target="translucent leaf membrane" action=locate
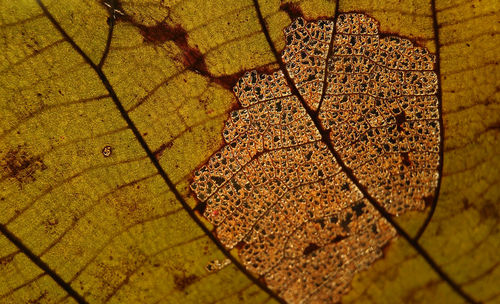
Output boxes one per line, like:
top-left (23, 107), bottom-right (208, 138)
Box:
top-left (191, 13), bottom-right (439, 303)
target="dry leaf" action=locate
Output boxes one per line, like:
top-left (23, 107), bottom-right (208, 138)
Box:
top-left (0, 0), bottom-right (498, 303)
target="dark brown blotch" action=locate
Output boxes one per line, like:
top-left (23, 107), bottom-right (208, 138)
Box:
top-left (280, 2), bottom-right (304, 20)
top-left (422, 194), bottom-right (435, 208)
top-left (303, 243), bottom-right (320, 255)
top-left (395, 111), bottom-right (407, 131)
top-left (173, 273), bottom-right (199, 291)
top-left (479, 202), bottom-right (499, 222)
top-left (131, 19), bottom-right (277, 91)
top-left (400, 152), bottom-right (411, 166)
top-left (1, 145), bottom-right (47, 187)
top-left (193, 201), bottom-right (207, 215)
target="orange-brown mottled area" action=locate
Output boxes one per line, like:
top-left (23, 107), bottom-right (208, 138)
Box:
top-left (190, 13), bottom-right (439, 304)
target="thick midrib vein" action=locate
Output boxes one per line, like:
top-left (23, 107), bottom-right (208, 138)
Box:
top-left (0, 225), bottom-right (88, 304)
top-left (315, 9), bottom-right (337, 113)
top-left (252, 0), bottom-right (476, 303)
top-left (414, 0), bottom-right (445, 241)
top-left (33, 0), bottom-right (286, 303)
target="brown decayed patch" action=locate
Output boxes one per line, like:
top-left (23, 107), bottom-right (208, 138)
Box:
top-left (280, 2), bottom-right (305, 20)
top-left (110, 5), bottom-right (277, 92)
top-left (480, 202), bottom-right (499, 222)
top-left (173, 273), bottom-right (199, 291)
top-left (190, 13), bottom-right (440, 304)
top-left (1, 145), bottom-right (47, 187)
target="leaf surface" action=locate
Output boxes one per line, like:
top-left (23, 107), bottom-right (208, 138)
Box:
top-left (0, 0), bottom-right (498, 303)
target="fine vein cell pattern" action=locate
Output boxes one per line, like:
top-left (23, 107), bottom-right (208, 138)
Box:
top-left (191, 13), bottom-right (439, 304)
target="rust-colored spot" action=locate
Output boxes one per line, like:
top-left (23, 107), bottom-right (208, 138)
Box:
top-left (138, 22), bottom-right (186, 45)
top-left (132, 19), bottom-right (276, 91)
top-left (102, 145), bottom-right (112, 157)
top-left (135, 21), bottom-right (208, 74)
top-left (173, 273), bottom-right (199, 291)
top-left (1, 145), bottom-right (47, 186)
top-left (154, 142), bottom-right (172, 159)
top-left (302, 243), bottom-right (320, 255)
top-left (27, 291), bottom-right (48, 304)
top-left (280, 2), bottom-right (304, 20)
top-left (190, 13), bottom-right (440, 303)
top-left (0, 252), bottom-right (16, 266)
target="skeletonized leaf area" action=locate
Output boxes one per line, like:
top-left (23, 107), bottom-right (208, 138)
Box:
top-left (191, 13), bottom-right (440, 303)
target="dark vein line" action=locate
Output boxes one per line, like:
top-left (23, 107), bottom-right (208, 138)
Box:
top-left (482, 292), bottom-right (500, 303)
top-left (413, 0), bottom-right (444, 241)
top-left (65, 206), bottom-right (183, 288)
top-left (438, 11), bottom-right (497, 28)
top-left (4, 154), bottom-right (147, 225)
top-left (302, 247), bottom-right (378, 302)
top-left (445, 60), bottom-right (499, 75)
top-left (462, 261), bottom-right (500, 287)
top-left (440, 31), bottom-right (499, 47)
top-left (34, 0), bottom-right (285, 302)
top-left (252, 0), bottom-right (477, 302)
top-left (316, 3), bottom-right (339, 112)
top-left (0, 250), bottom-right (20, 263)
top-left (367, 8), bottom-right (431, 17)
top-left (0, 38), bottom-right (65, 73)
top-left (0, 272), bottom-right (46, 299)
top-left (127, 69), bottom-right (187, 112)
top-left (444, 126), bottom-right (500, 153)
top-left (10, 61), bottom-right (86, 92)
top-left (0, 13), bottom-right (44, 28)
top-left (203, 139), bottom-right (322, 204)
top-left (442, 157), bottom-right (488, 177)
top-left (102, 234), bottom-right (206, 303)
top-left (208, 282), bottom-right (254, 304)
top-left (349, 253), bottom-right (419, 302)
top-left (443, 91), bottom-right (497, 115)
top-left (98, 0), bottom-right (116, 68)
top-left (322, 53), bottom-right (436, 73)
top-left (0, 94), bottom-right (110, 140)
top-left (38, 173), bottom-right (160, 257)
top-left (435, 0), bottom-right (471, 13)
top-left (0, 224), bottom-right (87, 304)
top-left (441, 222), bottom-right (499, 267)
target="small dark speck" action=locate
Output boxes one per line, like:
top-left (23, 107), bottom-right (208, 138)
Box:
top-left (303, 243), bottom-right (320, 255)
